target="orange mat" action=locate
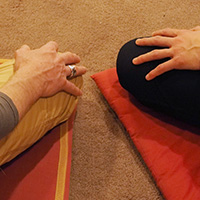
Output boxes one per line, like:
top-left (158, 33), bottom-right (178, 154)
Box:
top-left (92, 68), bottom-right (200, 200)
top-left (0, 110), bottom-right (75, 200)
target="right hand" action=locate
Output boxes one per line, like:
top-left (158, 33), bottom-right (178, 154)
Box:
top-left (132, 27), bottom-right (200, 80)
top-left (14, 41), bottom-right (87, 98)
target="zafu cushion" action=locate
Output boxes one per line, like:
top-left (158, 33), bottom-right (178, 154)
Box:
top-left (0, 59), bottom-right (82, 166)
top-left (92, 67), bottom-right (200, 200)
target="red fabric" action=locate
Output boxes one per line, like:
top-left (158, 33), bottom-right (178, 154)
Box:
top-left (92, 68), bottom-right (200, 200)
top-left (0, 111), bottom-right (75, 200)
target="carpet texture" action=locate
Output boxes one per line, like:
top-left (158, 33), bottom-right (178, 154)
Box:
top-left (1, 1), bottom-right (200, 199)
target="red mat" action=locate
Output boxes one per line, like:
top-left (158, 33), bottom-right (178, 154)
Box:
top-left (92, 68), bottom-right (200, 200)
top-left (0, 111), bottom-right (75, 200)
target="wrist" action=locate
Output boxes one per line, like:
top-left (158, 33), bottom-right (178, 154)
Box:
top-left (0, 71), bottom-right (42, 120)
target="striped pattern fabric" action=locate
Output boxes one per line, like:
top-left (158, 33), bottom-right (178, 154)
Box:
top-left (0, 110), bottom-right (75, 200)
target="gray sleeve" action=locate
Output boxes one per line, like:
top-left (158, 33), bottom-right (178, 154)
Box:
top-left (0, 92), bottom-right (19, 139)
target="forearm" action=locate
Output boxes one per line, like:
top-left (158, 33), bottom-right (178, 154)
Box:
top-left (0, 71), bottom-right (40, 120)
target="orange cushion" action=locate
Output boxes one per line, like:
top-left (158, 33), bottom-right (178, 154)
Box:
top-left (92, 68), bottom-right (200, 200)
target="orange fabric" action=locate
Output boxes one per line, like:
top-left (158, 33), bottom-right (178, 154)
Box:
top-left (0, 110), bottom-right (75, 200)
top-left (92, 68), bottom-right (200, 200)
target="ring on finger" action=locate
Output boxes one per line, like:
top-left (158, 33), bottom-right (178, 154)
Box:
top-left (67, 65), bottom-right (77, 79)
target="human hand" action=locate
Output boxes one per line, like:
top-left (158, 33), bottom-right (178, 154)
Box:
top-left (14, 41), bottom-right (86, 98)
top-left (132, 27), bottom-right (200, 80)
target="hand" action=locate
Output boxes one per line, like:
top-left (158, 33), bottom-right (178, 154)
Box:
top-left (14, 41), bottom-right (87, 97)
top-left (0, 41), bottom-right (87, 120)
top-left (132, 27), bottom-right (200, 80)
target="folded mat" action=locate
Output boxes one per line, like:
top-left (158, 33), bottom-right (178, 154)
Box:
top-left (92, 68), bottom-right (200, 200)
top-left (0, 110), bottom-right (76, 200)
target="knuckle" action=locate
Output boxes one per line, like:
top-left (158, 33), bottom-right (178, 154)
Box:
top-left (167, 49), bottom-right (173, 58)
top-left (171, 47), bottom-right (177, 55)
top-left (156, 65), bottom-right (162, 72)
top-left (48, 41), bottom-right (58, 49)
top-left (65, 51), bottom-right (72, 57)
top-left (62, 52), bottom-right (72, 60)
top-left (54, 58), bottom-right (62, 67)
top-left (61, 80), bottom-right (67, 88)
top-left (174, 56), bottom-right (183, 66)
top-left (15, 49), bottom-right (22, 57)
top-left (174, 36), bottom-right (183, 44)
top-left (21, 45), bottom-right (26, 49)
top-left (165, 27), bottom-right (171, 31)
top-left (15, 49), bottom-right (20, 55)
top-left (22, 44), bottom-right (29, 49)
top-left (153, 36), bottom-right (162, 42)
top-left (163, 28), bottom-right (171, 34)
top-left (49, 40), bottom-right (57, 45)
top-left (48, 50), bottom-right (57, 57)
top-left (56, 55), bottom-right (64, 63)
top-left (173, 46), bottom-right (183, 55)
top-left (151, 50), bottom-right (159, 57)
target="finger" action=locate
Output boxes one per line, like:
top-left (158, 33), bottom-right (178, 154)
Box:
top-left (64, 65), bottom-right (87, 78)
top-left (152, 28), bottom-right (179, 37)
top-left (145, 59), bottom-right (174, 81)
top-left (59, 52), bottom-right (81, 65)
top-left (15, 44), bottom-right (30, 56)
top-left (136, 36), bottom-right (172, 47)
top-left (73, 66), bottom-right (87, 76)
top-left (63, 80), bottom-right (83, 96)
top-left (14, 45), bottom-right (31, 71)
top-left (40, 41), bottom-right (59, 52)
top-left (20, 44), bottom-right (31, 52)
top-left (133, 49), bottom-right (172, 65)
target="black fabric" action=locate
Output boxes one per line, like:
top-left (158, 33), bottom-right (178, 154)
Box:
top-left (0, 92), bottom-right (19, 139)
top-left (117, 39), bottom-right (200, 126)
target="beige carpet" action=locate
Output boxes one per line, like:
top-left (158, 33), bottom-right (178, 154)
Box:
top-left (1, 0), bottom-right (200, 199)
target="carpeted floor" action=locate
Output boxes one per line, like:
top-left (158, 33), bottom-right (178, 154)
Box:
top-left (1, 0), bottom-right (200, 199)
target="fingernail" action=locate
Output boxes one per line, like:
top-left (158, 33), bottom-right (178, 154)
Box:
top-left (75, 54), bottom-right (81, 61)
top-left (132, 58), bottom-right (137, 64)
top-left (135, 39), bottom-right (140, 44)
top-left (79, 90), bottom-right (83, 96)
top-left (145, 74), bottom-right (150, 81)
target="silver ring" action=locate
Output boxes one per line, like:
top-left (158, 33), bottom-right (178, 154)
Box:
top-left (67, 65), bottom-right (77, 79)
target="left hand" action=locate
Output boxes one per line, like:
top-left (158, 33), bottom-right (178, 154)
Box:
top-left (132, 27), bottom-right (200, 80)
